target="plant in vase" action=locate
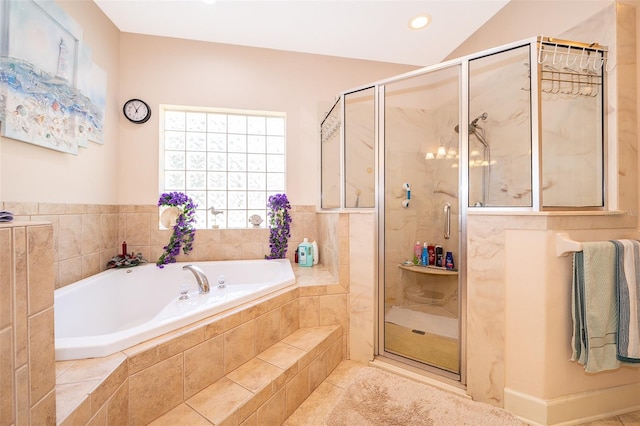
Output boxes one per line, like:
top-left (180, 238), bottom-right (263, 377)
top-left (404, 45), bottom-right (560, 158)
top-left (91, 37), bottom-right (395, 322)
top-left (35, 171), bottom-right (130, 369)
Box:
top-left (265, 193), bottom-right (292, 259)
top-left (157, 192), bottom-right (197, 268)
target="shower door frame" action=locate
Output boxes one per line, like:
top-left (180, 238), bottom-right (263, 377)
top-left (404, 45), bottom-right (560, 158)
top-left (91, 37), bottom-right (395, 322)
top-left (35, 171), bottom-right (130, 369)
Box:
top-left (374, 59), bottom-right (468, 384)
top-left (325, 35), bottom-right (608, 385)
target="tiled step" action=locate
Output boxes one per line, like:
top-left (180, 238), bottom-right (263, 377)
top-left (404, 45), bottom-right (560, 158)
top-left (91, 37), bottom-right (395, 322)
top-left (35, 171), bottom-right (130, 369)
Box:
top-left (149, 325), bottom-right (343, 426)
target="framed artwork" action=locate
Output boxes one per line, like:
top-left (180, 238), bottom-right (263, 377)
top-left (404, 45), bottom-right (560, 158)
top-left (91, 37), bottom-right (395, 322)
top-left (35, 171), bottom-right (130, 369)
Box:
top-left (0, 0), bottom-right (106, 154)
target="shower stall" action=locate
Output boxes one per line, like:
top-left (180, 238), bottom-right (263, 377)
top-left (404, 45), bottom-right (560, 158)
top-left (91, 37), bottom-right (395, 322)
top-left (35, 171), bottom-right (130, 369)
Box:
top-left (320, 36), bottom-right (607, 383)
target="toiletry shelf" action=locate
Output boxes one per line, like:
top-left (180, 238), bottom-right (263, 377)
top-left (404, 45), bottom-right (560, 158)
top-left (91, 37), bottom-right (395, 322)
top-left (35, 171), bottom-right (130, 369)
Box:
top-left (398, 264), bottom-right (458, 276)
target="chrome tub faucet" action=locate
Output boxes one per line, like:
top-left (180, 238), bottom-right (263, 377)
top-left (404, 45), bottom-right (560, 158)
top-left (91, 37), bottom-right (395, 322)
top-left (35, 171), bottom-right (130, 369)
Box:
top-left (182, 264), bottom-right (210, 294)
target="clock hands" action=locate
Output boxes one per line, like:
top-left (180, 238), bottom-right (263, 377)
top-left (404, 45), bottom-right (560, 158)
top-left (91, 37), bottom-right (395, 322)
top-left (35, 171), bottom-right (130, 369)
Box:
top-left (123, 99), bottom-right (150, 123)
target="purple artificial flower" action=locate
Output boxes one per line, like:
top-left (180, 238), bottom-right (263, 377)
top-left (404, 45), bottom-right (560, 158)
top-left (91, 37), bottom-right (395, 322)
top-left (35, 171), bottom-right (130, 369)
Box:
top-left (156, 192), bottom-right (197, 267)
top-left (265, 193), bottom-right (292, 259)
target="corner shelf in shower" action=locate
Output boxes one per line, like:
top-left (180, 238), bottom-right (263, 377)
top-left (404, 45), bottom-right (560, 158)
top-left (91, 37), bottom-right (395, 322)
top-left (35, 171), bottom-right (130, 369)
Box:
top-left (398, 264), bottom-right (458, 276)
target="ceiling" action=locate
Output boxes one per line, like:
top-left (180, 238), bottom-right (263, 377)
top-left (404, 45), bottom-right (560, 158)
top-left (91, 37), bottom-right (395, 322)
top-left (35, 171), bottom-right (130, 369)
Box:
top-left (93, 0), bottom-right (512, 67)
top-left (93, 0), bottom-right (615, 68)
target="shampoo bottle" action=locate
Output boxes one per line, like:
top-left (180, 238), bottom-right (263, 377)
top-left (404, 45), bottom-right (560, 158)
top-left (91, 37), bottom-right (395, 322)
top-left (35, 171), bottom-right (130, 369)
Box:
top-left (421, 243), bottom-right (428, 266)
top-left (298, 238), bottom-right (314, 267)
top-left (413, 241), bottom-right (421, 265)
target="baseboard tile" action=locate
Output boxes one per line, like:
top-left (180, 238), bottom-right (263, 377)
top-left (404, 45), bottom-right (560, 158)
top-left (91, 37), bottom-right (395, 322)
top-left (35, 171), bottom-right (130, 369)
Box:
top-left (504, 383), bottom-right (640, 426)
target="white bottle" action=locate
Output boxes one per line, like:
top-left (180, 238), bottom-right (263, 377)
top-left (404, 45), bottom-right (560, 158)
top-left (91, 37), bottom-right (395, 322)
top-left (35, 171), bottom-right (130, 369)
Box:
top-left (312, 240), bottom-right (319, 264)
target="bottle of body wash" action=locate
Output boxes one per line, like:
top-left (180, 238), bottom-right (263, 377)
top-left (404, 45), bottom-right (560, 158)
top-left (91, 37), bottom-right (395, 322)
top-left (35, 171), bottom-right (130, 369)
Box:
top-left (421, 242), bottom-right (428, 266)
top-left (413, 241), bottom-right (421, 265)
top-left (298, 238), bottom-right (314, 267)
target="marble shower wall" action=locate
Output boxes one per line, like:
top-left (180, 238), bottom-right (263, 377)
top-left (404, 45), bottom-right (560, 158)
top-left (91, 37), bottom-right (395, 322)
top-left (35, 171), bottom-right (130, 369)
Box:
top-left (468, 44), bottom-right (532, 207)
top-left (344, 89), bottom-right (376, 209)
top-left (382, 67), bottom-right (460, 310)
top-left (465, 3), bottom-right (638, 407)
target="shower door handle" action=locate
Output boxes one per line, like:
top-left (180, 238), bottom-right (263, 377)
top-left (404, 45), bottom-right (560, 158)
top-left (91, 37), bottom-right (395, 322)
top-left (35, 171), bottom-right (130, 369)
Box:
top-left (444, 203), bottom-right (451, 240)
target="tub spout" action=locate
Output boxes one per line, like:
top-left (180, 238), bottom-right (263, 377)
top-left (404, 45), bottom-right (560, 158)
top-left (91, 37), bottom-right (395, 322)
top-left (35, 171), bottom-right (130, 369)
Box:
top-left (182, 264), bottom-right (210, 294)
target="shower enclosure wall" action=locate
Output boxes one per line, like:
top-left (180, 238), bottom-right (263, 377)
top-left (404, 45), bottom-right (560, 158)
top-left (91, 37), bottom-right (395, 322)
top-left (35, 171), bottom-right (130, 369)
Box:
top-left (320, 36), bottom-right (607, 383)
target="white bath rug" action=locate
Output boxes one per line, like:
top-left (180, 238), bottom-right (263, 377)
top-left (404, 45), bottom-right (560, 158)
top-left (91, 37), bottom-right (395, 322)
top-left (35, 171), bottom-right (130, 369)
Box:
top-left (385, 305), bottom-right (458, 339)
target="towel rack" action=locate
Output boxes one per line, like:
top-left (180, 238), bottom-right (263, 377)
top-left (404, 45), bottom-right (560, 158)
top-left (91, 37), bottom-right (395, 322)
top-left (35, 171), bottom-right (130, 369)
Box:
top-left (556, 233), bottom-right (583, 257)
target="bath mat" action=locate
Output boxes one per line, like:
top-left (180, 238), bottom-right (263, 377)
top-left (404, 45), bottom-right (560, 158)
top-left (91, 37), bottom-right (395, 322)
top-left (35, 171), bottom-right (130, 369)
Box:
top-left (325, 367), bottom-right (527, 426)
top-left (385, 305), bottom-right (458, 339)
top-left (384, 323), bottom-right (459, 372)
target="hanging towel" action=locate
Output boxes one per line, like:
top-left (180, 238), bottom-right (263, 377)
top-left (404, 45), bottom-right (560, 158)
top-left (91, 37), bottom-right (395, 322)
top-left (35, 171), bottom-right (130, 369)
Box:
top-left (571, 241), bottom-right (620, 373)
top-left (611, 239), bottom-right (640, 363)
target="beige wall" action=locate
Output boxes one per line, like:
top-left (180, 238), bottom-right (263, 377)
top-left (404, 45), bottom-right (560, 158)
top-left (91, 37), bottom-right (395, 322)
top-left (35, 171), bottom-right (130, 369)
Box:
top-left (465, 3), bottom-right (640, 422)
top-left (115, 34), bottom-right (414, 207)
top-left (446, 0), bottom-right (614, 61)
top-left (0, 1), bottom-right (121, 204)
top-left (0, 1), bottom-right (415, 207)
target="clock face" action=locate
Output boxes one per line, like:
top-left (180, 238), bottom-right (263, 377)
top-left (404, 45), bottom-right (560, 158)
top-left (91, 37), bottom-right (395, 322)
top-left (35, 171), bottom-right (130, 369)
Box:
top-left (123, 99), bottom-right (151, 123)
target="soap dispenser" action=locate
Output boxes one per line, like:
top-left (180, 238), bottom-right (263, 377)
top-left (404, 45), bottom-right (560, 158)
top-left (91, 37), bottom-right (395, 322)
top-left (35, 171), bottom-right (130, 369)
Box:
top-left (298, 238), bottom-right (314, 267)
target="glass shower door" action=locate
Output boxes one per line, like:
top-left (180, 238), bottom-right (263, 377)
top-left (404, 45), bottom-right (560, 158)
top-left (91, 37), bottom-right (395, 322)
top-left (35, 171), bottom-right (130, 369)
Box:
top-left (381, 65), bottom-right (462, 377)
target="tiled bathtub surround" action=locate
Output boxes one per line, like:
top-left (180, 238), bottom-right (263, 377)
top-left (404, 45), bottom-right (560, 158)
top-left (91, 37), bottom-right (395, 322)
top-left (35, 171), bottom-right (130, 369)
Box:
top-left (0, 222), bottom-right (57, 425)
top-left (54, 280), bottom-right (345, 425)
top-left (0, 202), bottom-right (323, 289)
top-left (0, 202), bottom-right (350, 425)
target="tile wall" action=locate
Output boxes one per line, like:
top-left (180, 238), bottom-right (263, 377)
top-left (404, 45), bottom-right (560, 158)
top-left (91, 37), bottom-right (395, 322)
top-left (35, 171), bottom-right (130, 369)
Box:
top-left (0, 222), bottom-right (57, 425)
top-left (0, 202), bottom-right (321, 289)
top-left (0, 209), bottom-right (350, 425)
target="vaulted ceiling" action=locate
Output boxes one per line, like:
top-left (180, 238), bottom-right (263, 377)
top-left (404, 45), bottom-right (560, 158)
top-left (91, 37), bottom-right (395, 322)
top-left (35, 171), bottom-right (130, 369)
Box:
top-left (94, 0), bottom-right (614, 67)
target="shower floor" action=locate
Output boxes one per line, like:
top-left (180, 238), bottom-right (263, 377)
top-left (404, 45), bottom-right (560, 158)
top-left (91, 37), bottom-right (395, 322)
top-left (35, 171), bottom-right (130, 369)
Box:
top-left (385, 305), bottom-right (458, 339)
top-left (384, 304), bottom-right (459, 373)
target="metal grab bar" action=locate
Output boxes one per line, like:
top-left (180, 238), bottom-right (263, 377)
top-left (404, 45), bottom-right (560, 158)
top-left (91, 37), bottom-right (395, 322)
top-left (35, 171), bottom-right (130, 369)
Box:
top-left (444, 203), bottom-right (451, 239)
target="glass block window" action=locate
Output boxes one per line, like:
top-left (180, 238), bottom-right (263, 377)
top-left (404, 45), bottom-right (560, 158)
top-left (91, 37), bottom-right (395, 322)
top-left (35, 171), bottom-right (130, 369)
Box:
top-left (161, 106), bottom-right (286, 229)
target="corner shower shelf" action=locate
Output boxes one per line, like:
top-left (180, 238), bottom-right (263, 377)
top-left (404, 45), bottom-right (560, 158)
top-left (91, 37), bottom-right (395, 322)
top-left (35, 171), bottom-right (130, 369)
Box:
top-left (398, 264), bottom-right (458, 276)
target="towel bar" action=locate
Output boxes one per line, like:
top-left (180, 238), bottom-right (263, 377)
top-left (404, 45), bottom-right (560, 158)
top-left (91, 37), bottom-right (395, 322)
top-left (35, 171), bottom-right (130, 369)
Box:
top-left (556, 233), bottom-right (583, 257)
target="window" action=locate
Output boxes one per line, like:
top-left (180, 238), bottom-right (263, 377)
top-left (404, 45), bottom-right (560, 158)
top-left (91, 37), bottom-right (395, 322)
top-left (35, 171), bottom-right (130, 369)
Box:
top-left (160, 106), bottom-right (286, 229)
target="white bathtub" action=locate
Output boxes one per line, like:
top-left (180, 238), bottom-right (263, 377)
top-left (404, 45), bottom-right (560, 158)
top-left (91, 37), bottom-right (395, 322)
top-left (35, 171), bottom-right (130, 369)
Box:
top-left (54, 259), bottom-right (296, 361)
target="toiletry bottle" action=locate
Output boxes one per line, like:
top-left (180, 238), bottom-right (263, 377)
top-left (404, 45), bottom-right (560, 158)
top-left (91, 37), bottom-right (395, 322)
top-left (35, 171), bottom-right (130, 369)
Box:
top-left (413, 241), bottom-right (421, 265)
top-left (312, 240), bottom-right (319, 265)
top-left (298, 238), bottom-right (314, 267)
top-left (427, 245), bottom-right (435, 265)
top-left (435, 245), bottom-right (444, 267)
top-left (421, 242), bottom-right (428, 266)
top-left (445, 251), bottom-right (455, 270)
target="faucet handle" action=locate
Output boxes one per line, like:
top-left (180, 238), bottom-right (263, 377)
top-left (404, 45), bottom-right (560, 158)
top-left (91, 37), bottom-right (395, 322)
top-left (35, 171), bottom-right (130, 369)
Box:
top-left (179, 283), bottom-right (189, 300)
top-left (218, 275), bottom-right (226, 288)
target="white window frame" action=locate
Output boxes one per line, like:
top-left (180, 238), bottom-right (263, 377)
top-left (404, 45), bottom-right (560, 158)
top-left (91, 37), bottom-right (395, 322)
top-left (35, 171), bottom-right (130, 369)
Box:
top-left (159, 105), bottom-right (286, 229)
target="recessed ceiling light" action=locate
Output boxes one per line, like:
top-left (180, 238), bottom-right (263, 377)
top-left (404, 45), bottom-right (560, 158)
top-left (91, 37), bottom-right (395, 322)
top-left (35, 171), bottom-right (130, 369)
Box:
top-left (409, 14), bottom-right (431, 30)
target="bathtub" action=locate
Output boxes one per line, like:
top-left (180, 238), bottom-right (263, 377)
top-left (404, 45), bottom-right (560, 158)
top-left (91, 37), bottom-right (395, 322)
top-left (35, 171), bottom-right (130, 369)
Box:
top-left (54, 259), bottom-right (296, 361)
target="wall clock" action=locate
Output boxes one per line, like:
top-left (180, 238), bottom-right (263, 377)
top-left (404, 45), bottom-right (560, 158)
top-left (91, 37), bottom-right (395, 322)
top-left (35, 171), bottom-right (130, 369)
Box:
top-left (123, 99), bottom-right (151, 124)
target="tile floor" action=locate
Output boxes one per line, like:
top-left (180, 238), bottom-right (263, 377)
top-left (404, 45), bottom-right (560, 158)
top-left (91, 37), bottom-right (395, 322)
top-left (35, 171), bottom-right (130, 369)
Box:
top-left (284, 360), bottom-right (640, 426)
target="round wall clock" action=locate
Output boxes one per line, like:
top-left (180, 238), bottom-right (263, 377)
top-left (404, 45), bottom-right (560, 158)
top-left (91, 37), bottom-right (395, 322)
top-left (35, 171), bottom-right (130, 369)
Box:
top-left (123, 99), bottom-right (151, 124)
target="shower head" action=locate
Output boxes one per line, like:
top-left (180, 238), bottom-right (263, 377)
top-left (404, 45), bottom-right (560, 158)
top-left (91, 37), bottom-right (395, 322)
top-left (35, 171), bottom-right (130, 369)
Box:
top-left (454, 112), bottom-right (489, 148)
top-left (454, 112), bottom-right (488, 134)
top-left (470, 112), bottom-right (488, 126)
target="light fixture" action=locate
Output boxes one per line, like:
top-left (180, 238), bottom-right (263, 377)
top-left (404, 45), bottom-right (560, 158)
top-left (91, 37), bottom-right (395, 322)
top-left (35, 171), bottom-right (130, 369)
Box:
top-left (436, 144), bottom-right (446, 159)
top-left (425, 152), bottom-right (435, 160)
top-left (409, 14), bottom-right (431, 30)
